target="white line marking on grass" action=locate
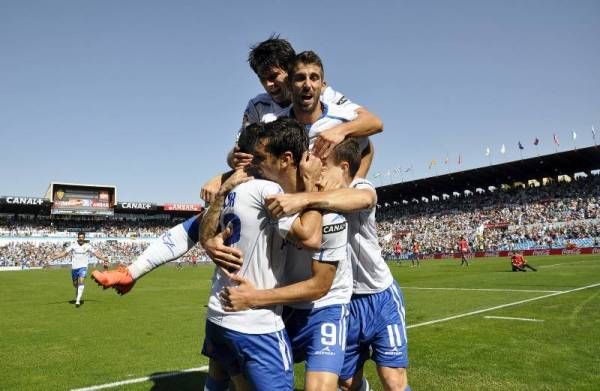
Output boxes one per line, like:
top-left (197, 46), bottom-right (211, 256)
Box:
top-left (407, 282), bottom-right (600, 329)
top-left (540, 259), bottom-right (600, 268)
top-left (71, 365), bottom-right (209, 391)
top-left (402, 287), bottom-right (563, 293)
top-left (484, 316), bottom-right (544, 322)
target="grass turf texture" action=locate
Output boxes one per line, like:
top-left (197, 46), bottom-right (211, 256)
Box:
top-left (1, 255), bottom-right (599, 390)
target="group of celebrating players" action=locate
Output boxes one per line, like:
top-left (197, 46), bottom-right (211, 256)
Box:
top-left (90, 36), bottom-right (410, 391)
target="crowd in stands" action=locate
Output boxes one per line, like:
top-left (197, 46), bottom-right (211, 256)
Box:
top-left (0, 240), bottom-right (208, 268)
top-left (1, 175), bottom-right (599, 265)
top-left (377, 174), bottom-right (600, 255)
top-left (0, 216), bottom-right (184, 238)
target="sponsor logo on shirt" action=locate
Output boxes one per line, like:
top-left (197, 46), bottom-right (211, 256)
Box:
top-left (315, 346), bottom-right (336, 356)
top-left (323, 222), bottom-right (347, 234)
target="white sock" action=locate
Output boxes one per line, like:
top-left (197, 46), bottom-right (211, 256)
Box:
top-left (76, 285), bottom-right (84, 304)
top-left (128, 222), bottom-right (197, 280)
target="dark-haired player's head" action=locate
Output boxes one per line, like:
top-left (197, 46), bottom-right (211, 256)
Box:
top-left (248, 35), bottom-right (296, 105)
top-left (77, 232), bottom-right (85, 245)
top-left (287, 51), bottom-right (325, 114)
top-left (319, 139), bottom-right (361, 188)
top-left (248, 118), bottom-right (308, 182)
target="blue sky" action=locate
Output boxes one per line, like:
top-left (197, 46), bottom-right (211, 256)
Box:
top-left (1, 1), bottom-right (598, 203)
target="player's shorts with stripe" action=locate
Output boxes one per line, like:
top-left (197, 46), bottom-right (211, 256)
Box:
top-left (201, 320), bottom-right (293, 390)
top-left (71, 267), bottom-right (87, 280)
top-left (340, 280), bottom-right (408, 380)
top-left (283, 304), bottom-right (349, 375)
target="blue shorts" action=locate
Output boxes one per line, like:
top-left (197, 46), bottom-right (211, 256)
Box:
top-left (340, 281), bottom-right (408, 380)
top-left (283, 304), bottom-right (349, 375)
top-left (71, 267), bottom-right (87, 281)
top-left (202, 320), bottom-right (293, 390)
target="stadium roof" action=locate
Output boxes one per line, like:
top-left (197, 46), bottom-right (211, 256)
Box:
top-left (376, 145), bottom-right (600, 204)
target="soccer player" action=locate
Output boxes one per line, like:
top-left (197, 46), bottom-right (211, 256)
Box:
top-left (459, 237), bottom-right (470, 267)
top-left (511, 252), bottom-right (537, 272)
top-left (249, 139), bottom-right (410, 391)
top-left (49, 232), bottom-right (108, 308)
top-left (221, 145), bottom-right (352, 391)
top-left (394, 241), bottom-right (403, 265)
top-left (200, 119), bottom-right (325, 391)
top-left (200, 36), bottom-right (383, 203)
top-left (411, 240), bottom-right (420, 267)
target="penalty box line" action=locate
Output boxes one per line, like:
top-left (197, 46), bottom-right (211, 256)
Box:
top-left (73, 282), bottom-right (600, 391)
top-left (407, 282), bottom-right (600, 329)
top-left (402, 287), bottom-right (563, 293)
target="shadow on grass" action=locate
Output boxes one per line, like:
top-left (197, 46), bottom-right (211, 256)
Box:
top-left (149, 370), bottom-right (208, 390)
top-left (148, 371), bottom-right (303, 391)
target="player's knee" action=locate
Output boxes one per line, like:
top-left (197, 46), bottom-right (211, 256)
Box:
top-left (378, 367), bottom-right (407, 391)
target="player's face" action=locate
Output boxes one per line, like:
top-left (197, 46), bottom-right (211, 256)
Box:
top-left (77, 234), bottom-right (85, 244)
top-left (318, 155), bottom-right (346, 190)
top-left (290, 62), bottom-right (324, 113)
top-left (258, 66), bottom-right (289, 106)
top-left (250, 139), bottom-right (280, 183)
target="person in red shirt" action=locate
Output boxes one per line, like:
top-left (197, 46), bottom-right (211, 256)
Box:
top-left (511, 252), bottom-right (537, 272)
top-left (411, 240), bottom-right (420, 267)
top-left (394, 241), bottom-right (403, 264)
top-left (458, 237), bottom-right (470, 267)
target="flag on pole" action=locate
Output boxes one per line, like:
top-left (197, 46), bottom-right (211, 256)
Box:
top-left (533, 137), bottom-right (539, 146)
top-left (444, 156), bottom-right (449, 165)
top-left (593, 126), bottom-right (597, 140)
top-left (572, 131), bottom-right (577, 140)
top-left (404, 166), bottom-right (412, 172)
top-left (373, 172), bottom-right (381, 178)
top-left (553, 133), bottom-right (560, 146)
top-left (485, 147), bottom-right (490, 156)
top-left (500, 144), bottom-right (506, 154)
top-left (458, 154), bottom-right (462, 164)
top-left (428, 159), bottom-right (436, 169)
top-left (518, 141), bottom-right (524, 150)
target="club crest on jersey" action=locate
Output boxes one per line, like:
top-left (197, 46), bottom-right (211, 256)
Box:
top-left (323, 222), bottom-right (347, 234)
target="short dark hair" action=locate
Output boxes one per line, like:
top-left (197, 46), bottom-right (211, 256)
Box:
top-left (248, 34), bottom-right (296, 76)
top-left (331, 139), bottom-right (361, 178)
top-left (77, 231), bottom-right (85, 237)
top-left (237, 123), bottom-right (262, 155)
top-left (257, 117), bottom-right (308, 166)
top-left (288, 50), bottom-right (325, 79)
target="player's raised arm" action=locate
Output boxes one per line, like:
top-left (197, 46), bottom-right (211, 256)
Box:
top-left (312, 107), bottom-right (383, 159)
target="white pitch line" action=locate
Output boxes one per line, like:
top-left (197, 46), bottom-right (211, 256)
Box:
top-left (407, 282), bottom-right (600, 329)
top-left (402, 287), bottom-right (563, 293)
top-left (71, 365), bottom-right (209, 391)
top-left (484, 316), bottom-right (544, 322)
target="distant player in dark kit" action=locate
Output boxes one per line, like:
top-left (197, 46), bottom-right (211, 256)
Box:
top-left (411, 240), bottom-right (420, 267)
top-left (459, 237), bottom-right (470, 267)
top-left (510, 252), bottom-right (537, 272)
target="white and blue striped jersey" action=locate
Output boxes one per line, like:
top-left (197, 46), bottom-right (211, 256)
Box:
top-left (207, 179), bottom-right (298, 334)
top-left (65, 242), bottom-right (93, 269)
top-left (239, 86), bottom-right (359, 137)
top-left (346, 178), bottom-right (394, 294)
top-left (283, 213), bottom-right (352, 309)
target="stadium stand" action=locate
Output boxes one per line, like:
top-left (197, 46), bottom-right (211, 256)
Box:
top-left (376, 146), bottom-right (600, 258)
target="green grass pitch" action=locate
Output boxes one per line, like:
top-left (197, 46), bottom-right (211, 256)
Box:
top-left (1, 255), bottom-right (599, 390)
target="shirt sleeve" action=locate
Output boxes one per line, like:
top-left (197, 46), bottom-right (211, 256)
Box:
top-left (312, 214), bottom-right (347, 263)
top-left (260, 181), bottom-right (300, 239)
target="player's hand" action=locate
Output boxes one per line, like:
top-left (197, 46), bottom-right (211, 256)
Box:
top-left (312, 126), bottom-right (346, 159)
top-left (232, 145), bottom-right (254, 169)
top-left (265, 193), bottom-right (307, 219)
top-left (299, 151), bottom-right (322, 192)
top-left (219, 274), bottom-right (257, 311)
top-left (203, 226), bottom-right (244, 273)
top-left (219, 169), bottom-right (253, 195)
top-left (200, 174), bottom-right (223, 204)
